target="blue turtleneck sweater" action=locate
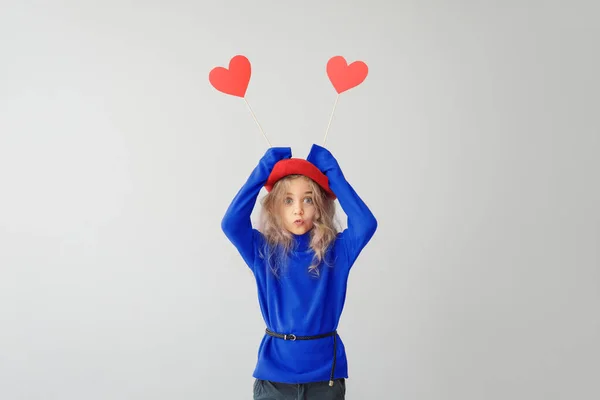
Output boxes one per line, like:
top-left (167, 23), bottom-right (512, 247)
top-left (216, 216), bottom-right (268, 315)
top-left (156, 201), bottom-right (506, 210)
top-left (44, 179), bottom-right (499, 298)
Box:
top-left (221, 144), bottom-right (377, 384)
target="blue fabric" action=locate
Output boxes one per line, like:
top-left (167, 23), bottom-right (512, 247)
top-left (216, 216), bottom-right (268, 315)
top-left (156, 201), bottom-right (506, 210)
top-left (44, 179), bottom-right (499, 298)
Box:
top-left (221, 144), bottom-right (377, 384)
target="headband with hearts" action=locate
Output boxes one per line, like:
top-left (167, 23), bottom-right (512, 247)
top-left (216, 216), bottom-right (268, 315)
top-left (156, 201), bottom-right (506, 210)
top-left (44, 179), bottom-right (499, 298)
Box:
top-left (209, 55), bottom-right (368, 196)
top-left (208, 55), bottom-right (368, 147)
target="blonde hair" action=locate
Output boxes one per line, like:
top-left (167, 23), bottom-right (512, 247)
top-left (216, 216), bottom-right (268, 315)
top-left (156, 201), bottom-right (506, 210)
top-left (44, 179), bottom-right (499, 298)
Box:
top-left (259, 175), bottom-right (338, 277)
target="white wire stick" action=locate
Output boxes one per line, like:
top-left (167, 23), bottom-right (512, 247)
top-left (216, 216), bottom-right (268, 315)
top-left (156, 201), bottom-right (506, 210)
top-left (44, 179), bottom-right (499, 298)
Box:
top-left (244, 97), bottom-right (272, 147)
top-left (323, 94), bottom-right (339, 147)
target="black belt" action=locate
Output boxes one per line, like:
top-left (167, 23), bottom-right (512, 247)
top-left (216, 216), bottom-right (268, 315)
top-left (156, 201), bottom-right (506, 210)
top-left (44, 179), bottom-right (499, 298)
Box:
top-left (265, 328), bottom-right (338, 386)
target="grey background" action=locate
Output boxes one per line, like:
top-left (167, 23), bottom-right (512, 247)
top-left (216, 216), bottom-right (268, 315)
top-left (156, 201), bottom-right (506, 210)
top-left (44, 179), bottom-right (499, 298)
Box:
top-left (1, 1), bottom-right (599, 399)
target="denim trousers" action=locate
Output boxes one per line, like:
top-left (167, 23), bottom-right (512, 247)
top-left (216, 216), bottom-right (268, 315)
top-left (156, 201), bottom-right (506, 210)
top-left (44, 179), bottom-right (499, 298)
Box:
top-left (253, 378), bottom-right (346, 400)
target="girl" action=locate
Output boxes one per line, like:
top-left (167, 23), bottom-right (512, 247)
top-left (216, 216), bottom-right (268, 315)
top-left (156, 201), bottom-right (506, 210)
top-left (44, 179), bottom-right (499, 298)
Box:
top-left (221, 143), bottom-right (377, 400)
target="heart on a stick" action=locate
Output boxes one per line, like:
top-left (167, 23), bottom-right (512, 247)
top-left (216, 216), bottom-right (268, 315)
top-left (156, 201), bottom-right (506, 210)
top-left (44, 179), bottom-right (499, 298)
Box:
top-left (326, 56), bottom-right (368, 94)
top-left (209, 55), bottom-right (251, 97)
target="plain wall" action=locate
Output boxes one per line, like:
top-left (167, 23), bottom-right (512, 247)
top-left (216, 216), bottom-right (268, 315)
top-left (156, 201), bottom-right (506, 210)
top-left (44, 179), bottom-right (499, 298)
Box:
top-left (1, 1), bottom-right (598, 399)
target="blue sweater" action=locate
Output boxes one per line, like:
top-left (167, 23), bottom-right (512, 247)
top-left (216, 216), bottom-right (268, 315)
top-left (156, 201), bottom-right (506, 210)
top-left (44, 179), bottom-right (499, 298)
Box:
top-left (221, 144), bottom-right (377, 384)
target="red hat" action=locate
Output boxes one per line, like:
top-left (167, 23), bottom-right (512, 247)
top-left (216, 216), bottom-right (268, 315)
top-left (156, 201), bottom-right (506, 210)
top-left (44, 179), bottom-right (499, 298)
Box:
top-left (265, 158), bottom-right (336, 200)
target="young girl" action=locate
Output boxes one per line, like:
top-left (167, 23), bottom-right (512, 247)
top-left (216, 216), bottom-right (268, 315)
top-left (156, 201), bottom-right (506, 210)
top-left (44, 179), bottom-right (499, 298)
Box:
top-left (221, 143), bottom-right (377, 400)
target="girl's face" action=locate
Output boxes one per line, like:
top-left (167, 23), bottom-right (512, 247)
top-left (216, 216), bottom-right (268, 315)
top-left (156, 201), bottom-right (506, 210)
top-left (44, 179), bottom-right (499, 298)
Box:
top-left (279, 177), bottom-right (319, 235)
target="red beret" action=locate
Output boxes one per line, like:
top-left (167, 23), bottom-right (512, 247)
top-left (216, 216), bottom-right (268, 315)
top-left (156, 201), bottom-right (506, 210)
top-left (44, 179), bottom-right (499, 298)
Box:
top-left (265, 158), bottom-right (336, 200)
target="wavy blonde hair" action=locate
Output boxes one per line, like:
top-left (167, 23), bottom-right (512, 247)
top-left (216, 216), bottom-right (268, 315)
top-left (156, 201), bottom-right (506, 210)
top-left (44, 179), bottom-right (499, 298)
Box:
top-left (259, 174), bottom-right (338, 277)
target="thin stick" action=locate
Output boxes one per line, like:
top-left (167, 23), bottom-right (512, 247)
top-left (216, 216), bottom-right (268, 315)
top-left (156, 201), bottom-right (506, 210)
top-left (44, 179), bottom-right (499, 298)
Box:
top-left (244, 97), bottom-right (272, 147)
top-left (323, 94), bottom-right (339, 147)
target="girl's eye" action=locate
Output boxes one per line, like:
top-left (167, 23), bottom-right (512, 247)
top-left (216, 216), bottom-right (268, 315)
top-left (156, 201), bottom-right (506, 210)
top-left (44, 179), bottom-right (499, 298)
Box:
top-left (304, 197), bottom-right (313, 204)
top-left (284, 198), bottom-right (293, 205)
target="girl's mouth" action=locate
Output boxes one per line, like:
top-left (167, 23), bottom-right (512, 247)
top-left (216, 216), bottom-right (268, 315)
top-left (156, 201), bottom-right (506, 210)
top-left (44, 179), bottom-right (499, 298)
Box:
top-left (294, 219), bottom-right (304, 225)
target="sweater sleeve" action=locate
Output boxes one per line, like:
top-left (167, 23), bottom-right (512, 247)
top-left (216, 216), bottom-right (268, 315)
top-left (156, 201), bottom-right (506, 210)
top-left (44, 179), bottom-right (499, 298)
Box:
top-left (306, 144), bottom-right (378, 267)
top-left (221, 147), bottom-right (292, 270)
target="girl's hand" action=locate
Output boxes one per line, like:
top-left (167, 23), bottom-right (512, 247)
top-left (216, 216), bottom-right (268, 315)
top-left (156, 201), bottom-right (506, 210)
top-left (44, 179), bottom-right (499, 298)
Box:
top-left (306, 144), bottom-right (339, 174)
top-left (261, 146), bottom-right (292, 167)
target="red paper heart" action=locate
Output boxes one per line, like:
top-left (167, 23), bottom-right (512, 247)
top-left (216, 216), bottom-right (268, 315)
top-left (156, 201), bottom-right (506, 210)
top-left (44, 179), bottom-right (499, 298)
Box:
top-left (209, 55), bottom-right (251, 97)
top-left (326, 56), bottom-right (368, 94)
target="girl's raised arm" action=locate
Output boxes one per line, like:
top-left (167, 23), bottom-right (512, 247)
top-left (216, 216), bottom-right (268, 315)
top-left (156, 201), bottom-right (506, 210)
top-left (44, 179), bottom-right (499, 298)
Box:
top-left (221, 147), bottom-right (292, 269)
top-left (306, 144), bottom-right (378, 267)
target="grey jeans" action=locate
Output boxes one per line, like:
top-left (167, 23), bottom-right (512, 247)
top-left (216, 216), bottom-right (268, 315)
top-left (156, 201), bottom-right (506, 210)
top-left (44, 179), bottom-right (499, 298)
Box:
top-left (253, 378), bottom-right (346, 400)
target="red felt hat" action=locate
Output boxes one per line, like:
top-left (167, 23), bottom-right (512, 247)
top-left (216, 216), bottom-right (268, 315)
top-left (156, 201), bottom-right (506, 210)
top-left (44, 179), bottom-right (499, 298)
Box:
top-left (265, 158), bottom-right (336, 200)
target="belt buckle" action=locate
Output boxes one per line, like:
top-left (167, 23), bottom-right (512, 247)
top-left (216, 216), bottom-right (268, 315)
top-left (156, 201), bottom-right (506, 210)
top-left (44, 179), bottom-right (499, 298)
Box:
top-left (284, 334), bottom-right (296, 341)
